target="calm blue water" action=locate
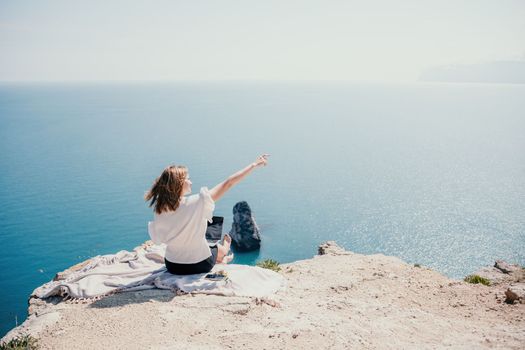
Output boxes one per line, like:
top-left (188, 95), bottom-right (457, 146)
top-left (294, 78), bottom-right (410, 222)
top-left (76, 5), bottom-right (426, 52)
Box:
top-left (1, 82), bottom-right (524, 336)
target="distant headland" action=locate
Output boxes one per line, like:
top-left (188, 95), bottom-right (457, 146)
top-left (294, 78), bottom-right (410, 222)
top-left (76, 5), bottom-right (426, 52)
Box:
top-left (419, 60), bottom-right (525, 84)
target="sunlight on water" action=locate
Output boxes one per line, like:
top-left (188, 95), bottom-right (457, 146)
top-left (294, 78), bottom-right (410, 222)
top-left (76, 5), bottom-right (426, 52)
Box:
top-left (1, 82), bottom-right (524, 336)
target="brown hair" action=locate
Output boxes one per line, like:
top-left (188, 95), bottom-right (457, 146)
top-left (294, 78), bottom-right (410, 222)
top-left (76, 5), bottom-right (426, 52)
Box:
top-left (144, 165), bottom-right (188, 214)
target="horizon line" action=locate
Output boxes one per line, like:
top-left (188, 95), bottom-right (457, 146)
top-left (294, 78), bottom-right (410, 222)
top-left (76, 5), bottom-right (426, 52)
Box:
top-left (0, 79), bottom-right (523, 86)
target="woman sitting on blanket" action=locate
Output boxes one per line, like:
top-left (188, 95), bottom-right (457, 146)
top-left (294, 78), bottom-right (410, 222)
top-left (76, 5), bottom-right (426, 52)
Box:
top-left (145, 154), bottom-right (269, 275)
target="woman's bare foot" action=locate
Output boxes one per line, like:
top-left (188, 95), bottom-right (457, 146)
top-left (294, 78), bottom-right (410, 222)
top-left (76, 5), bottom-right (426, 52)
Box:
top-left (221, 253), bottom-right (234, 264)
top-left (215, 234), bottom-right (233, 264)
top-left (222, 233), bottom-right (232, 251)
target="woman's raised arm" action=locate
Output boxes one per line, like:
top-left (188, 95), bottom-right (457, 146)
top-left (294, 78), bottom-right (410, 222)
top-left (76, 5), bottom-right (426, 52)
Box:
top-left (209, 154), bottom-right (269, 202)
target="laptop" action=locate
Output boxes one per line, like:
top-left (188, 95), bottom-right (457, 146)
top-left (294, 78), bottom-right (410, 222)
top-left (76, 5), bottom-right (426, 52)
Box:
top-left (206, 216), bottom-right (224, 246)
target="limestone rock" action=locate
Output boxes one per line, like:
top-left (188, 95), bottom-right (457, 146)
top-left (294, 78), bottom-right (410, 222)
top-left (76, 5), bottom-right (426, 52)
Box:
top-left (494, 260), bottom-right (521, 274)
top-left (470, 260), bottom-right (525, 305)
top-left (473, 267), bottom-right (513, 285)
top-left (472, 260), bottom-right (525, 286)
top-left (318, 241), bottom-right (346, 256)
top-left (229, 201), bottom-right (261, 252)
top-left (505, 283), bottom-right (525, 304)
top-left (4, 240), bottom-right (525, 349)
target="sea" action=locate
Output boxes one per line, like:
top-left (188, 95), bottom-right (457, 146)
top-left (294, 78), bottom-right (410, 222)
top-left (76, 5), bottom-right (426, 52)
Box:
top-left (1, 81), bottom-right (524, 337)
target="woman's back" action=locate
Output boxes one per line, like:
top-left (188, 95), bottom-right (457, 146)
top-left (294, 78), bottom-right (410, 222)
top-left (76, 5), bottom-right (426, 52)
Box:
top-left (148, 187), bottom-right (215, 264)
top-left (145, 155), bottom-right (268, 274)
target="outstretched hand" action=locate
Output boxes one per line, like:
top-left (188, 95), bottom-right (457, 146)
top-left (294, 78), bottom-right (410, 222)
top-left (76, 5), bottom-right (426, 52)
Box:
top-left (210, 154), bottom-right (270, 202)
top-left (254, 154), bottom-right (270, 168)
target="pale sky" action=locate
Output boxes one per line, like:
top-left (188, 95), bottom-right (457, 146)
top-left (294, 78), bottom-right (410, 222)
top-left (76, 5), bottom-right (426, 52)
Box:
top-left (0, 0), bottom-right (524, 82)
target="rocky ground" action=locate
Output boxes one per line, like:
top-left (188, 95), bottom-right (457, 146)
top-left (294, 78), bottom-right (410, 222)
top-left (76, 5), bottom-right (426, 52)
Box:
top-left (2, 242), bottom-right (524, 349)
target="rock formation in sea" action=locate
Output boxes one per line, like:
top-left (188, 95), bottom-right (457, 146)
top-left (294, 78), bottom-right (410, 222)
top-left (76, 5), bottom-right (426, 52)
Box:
top-left (229, 201), bottom-right (261, 252)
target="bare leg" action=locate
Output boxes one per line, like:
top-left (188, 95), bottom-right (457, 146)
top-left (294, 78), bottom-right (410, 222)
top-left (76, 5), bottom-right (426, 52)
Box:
top-left (216, 234), bottom-right (233, 264)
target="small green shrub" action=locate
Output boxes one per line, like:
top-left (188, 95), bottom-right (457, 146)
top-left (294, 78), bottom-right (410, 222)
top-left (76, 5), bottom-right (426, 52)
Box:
top-left (464, 275), bottom-right (491, 286)
top-left (256, 259), bottom-right (281, 272)
top-left (413, 263), bottom-right (421, 268)
top-left (0, 335), bottom-right (38, 350)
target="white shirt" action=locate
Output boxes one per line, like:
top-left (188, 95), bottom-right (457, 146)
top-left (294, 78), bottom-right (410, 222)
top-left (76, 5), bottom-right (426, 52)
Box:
top-left (147, 187), bottom-right (215, 264)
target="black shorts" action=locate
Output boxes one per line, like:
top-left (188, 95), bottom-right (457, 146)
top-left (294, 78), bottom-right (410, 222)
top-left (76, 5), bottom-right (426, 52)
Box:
top-left (164, 245), bottom-right (218, 275)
